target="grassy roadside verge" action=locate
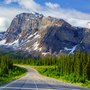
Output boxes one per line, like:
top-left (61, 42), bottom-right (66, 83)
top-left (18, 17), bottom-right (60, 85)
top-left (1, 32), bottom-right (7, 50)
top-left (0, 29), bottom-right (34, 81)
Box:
top-left (17, 64), bottom-right (90, 88)
top-left (31, 66), bottom-right (90, 88)
top-left (0, 66), bottom-right (27, 86)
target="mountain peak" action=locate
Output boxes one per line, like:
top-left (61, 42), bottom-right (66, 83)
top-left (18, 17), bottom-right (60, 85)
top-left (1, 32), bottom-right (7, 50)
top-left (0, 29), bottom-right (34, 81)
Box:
top-left (31, 11), bottom-right (40, 16)
top-left (0, 12), bottom-right (90, 57)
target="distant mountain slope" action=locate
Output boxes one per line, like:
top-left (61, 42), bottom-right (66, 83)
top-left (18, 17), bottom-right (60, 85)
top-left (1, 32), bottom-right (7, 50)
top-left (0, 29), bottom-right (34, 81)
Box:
top-left (0, 12), bottom-right (90, 57)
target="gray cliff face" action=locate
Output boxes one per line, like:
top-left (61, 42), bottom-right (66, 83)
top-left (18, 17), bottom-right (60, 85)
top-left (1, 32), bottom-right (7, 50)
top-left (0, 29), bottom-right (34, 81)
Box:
top-left (0, 12), bottom-right (90, 57)
top-left (0, 32), bottom-right (5, 40)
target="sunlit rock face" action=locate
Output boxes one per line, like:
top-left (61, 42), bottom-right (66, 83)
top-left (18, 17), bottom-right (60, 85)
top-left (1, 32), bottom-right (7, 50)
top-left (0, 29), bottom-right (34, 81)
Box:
top-left (0, 12), bottom-right (90, 57)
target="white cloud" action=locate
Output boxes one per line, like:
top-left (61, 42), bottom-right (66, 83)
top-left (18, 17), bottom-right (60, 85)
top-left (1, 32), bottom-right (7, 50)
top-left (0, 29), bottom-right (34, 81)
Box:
top-left (4, 0), bottom-right (43, 12)
top-left (40, 6), bottom-right (90, 29)
top-left (1, 0), bottom-right (90, 32)
top-left (4, 0), bottom-right (19, 4)
top-left (0, 7), bottom-right (28, 31)
top-left (0, 17), bottom-right (10, 31)
top-left (4, 0), bottom-right (12, 4)
top-left (66, 18), bottom-right (90, 28)
top-left (45, 2), bottom-right (60, 9)
top-left (18, 0), bottom-right (43, 11)
top-left (44, 2), bottom-right (90, 29)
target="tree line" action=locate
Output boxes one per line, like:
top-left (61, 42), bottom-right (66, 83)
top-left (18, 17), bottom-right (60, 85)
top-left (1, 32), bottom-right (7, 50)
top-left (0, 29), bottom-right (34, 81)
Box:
top-left (13, 50), bottom-right (90, 83)
top-left (0, 52), bottom-right (13, 76)
top-left (0, 50), bottom-right (90, 83)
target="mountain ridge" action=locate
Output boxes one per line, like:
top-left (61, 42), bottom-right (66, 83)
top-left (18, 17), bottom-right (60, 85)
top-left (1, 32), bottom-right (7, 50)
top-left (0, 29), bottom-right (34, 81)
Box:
top-left (0, 12), bottom-right (90, 57)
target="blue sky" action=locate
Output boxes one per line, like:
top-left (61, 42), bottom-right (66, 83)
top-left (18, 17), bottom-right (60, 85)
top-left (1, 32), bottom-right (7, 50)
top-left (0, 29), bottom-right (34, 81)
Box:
top-left (1, 0), bottom-right (90, 13)
top-left (35, 0), bottom-right (90, 13)
top-left (0, 0), bottom-right (90, 31)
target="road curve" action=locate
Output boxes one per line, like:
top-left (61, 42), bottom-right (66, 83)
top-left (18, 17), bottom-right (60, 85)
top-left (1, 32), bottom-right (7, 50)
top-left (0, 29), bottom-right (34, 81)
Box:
top-left (0, 65), bottom-right (90, 90)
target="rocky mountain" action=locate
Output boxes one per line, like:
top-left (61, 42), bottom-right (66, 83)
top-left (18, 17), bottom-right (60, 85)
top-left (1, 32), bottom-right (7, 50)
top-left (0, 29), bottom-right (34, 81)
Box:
top-left (0, 32), bottom-right (5, 40)
top-left (0, 12), bottom-right (90, 57)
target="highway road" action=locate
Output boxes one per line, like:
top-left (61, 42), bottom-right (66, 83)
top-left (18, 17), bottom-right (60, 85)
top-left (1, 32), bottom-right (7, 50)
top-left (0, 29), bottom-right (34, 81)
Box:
top-left (0, 65), bottom-right (90, 90)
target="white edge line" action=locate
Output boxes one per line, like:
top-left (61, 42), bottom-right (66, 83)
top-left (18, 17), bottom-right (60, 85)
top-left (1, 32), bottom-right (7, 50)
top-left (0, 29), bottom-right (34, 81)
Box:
top-left (33, 79), bottom-right (38, 90)
top-left (33, 78), bottom-right (38, 90)
top-left (0, 75), bottom-right (26, 90)
top-left (0, 80), bottom-right (18, 90)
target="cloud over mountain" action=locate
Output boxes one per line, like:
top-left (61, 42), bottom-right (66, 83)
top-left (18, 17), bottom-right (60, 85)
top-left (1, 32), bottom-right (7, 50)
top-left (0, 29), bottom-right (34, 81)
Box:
top-left (0, 0), bottom-right (90, 31)
top-left (45, 2), bottom-right (60, 9)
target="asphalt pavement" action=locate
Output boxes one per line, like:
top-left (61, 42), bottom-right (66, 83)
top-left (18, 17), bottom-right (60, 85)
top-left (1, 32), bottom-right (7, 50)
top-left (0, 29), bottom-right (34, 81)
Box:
top-left (0, 65), bottom-right (90, 90)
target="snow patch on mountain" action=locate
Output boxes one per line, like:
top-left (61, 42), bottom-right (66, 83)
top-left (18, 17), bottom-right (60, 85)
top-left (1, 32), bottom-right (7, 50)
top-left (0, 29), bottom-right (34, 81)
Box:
top-left (32, 12), bottom-right (40, 16)
top-left (31, 41), bottom-right (42, 52)
top-left (19, 34), bottom-right (21, 37)
top-left (19, 39), bottom-right (30, 47)
top-left (28, 35), bottom-right (33, 39)
top-left (6, 39), bottom-right (19, 48)
top-left (69, 45), bottom-right (77, 54)
top-left (64, 45), bottom-right (77, 55)
top-left (64, 47), bottom-right (72, 51)
top-left (32, 41), bottom-right (39, 51)
top-left (42, 52), bottom-right (50, 56)
top-left (39, 47), bottom-right (42, 52)
top-left (53, 51), bottom-right (57, 55)
top-left (26, 19), bottom-right (29, 21)
top-left (26, 47), bottom-right (29, 50)
top-left (60, 50), bottom-right (62, 52)
top-left (21, 40), bottom-right (23, 43)
top-left (0, 39), bottom-right (6, 45)
top-left (33, 33), bottom-right (41, 39)
top-left (28, 32), bottom-right (41, 39)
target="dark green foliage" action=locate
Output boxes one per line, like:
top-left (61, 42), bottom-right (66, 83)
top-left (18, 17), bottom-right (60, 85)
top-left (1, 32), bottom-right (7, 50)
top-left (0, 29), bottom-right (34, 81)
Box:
top-left (1, 51), bottom-right (32, 59)
top-left (0, 52), bottom-right (27, 85)
top-left (0, 50), bottom-right (90, 84)
top-left (0, 55), bottom-right (13, 76)
top-left (0, 66), bottom-right (27, 85)
top-left (13, 50), bottom-right (90, 83)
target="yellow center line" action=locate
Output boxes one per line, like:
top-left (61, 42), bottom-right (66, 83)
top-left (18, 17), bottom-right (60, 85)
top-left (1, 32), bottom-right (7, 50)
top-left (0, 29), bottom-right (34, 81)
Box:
top-left (33, 72), bottom-right (69, 90)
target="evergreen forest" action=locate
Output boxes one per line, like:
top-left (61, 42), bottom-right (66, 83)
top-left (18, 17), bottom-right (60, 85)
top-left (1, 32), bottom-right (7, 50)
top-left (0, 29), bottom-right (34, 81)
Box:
top-left (0, 50), bottom-right (90, 87)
